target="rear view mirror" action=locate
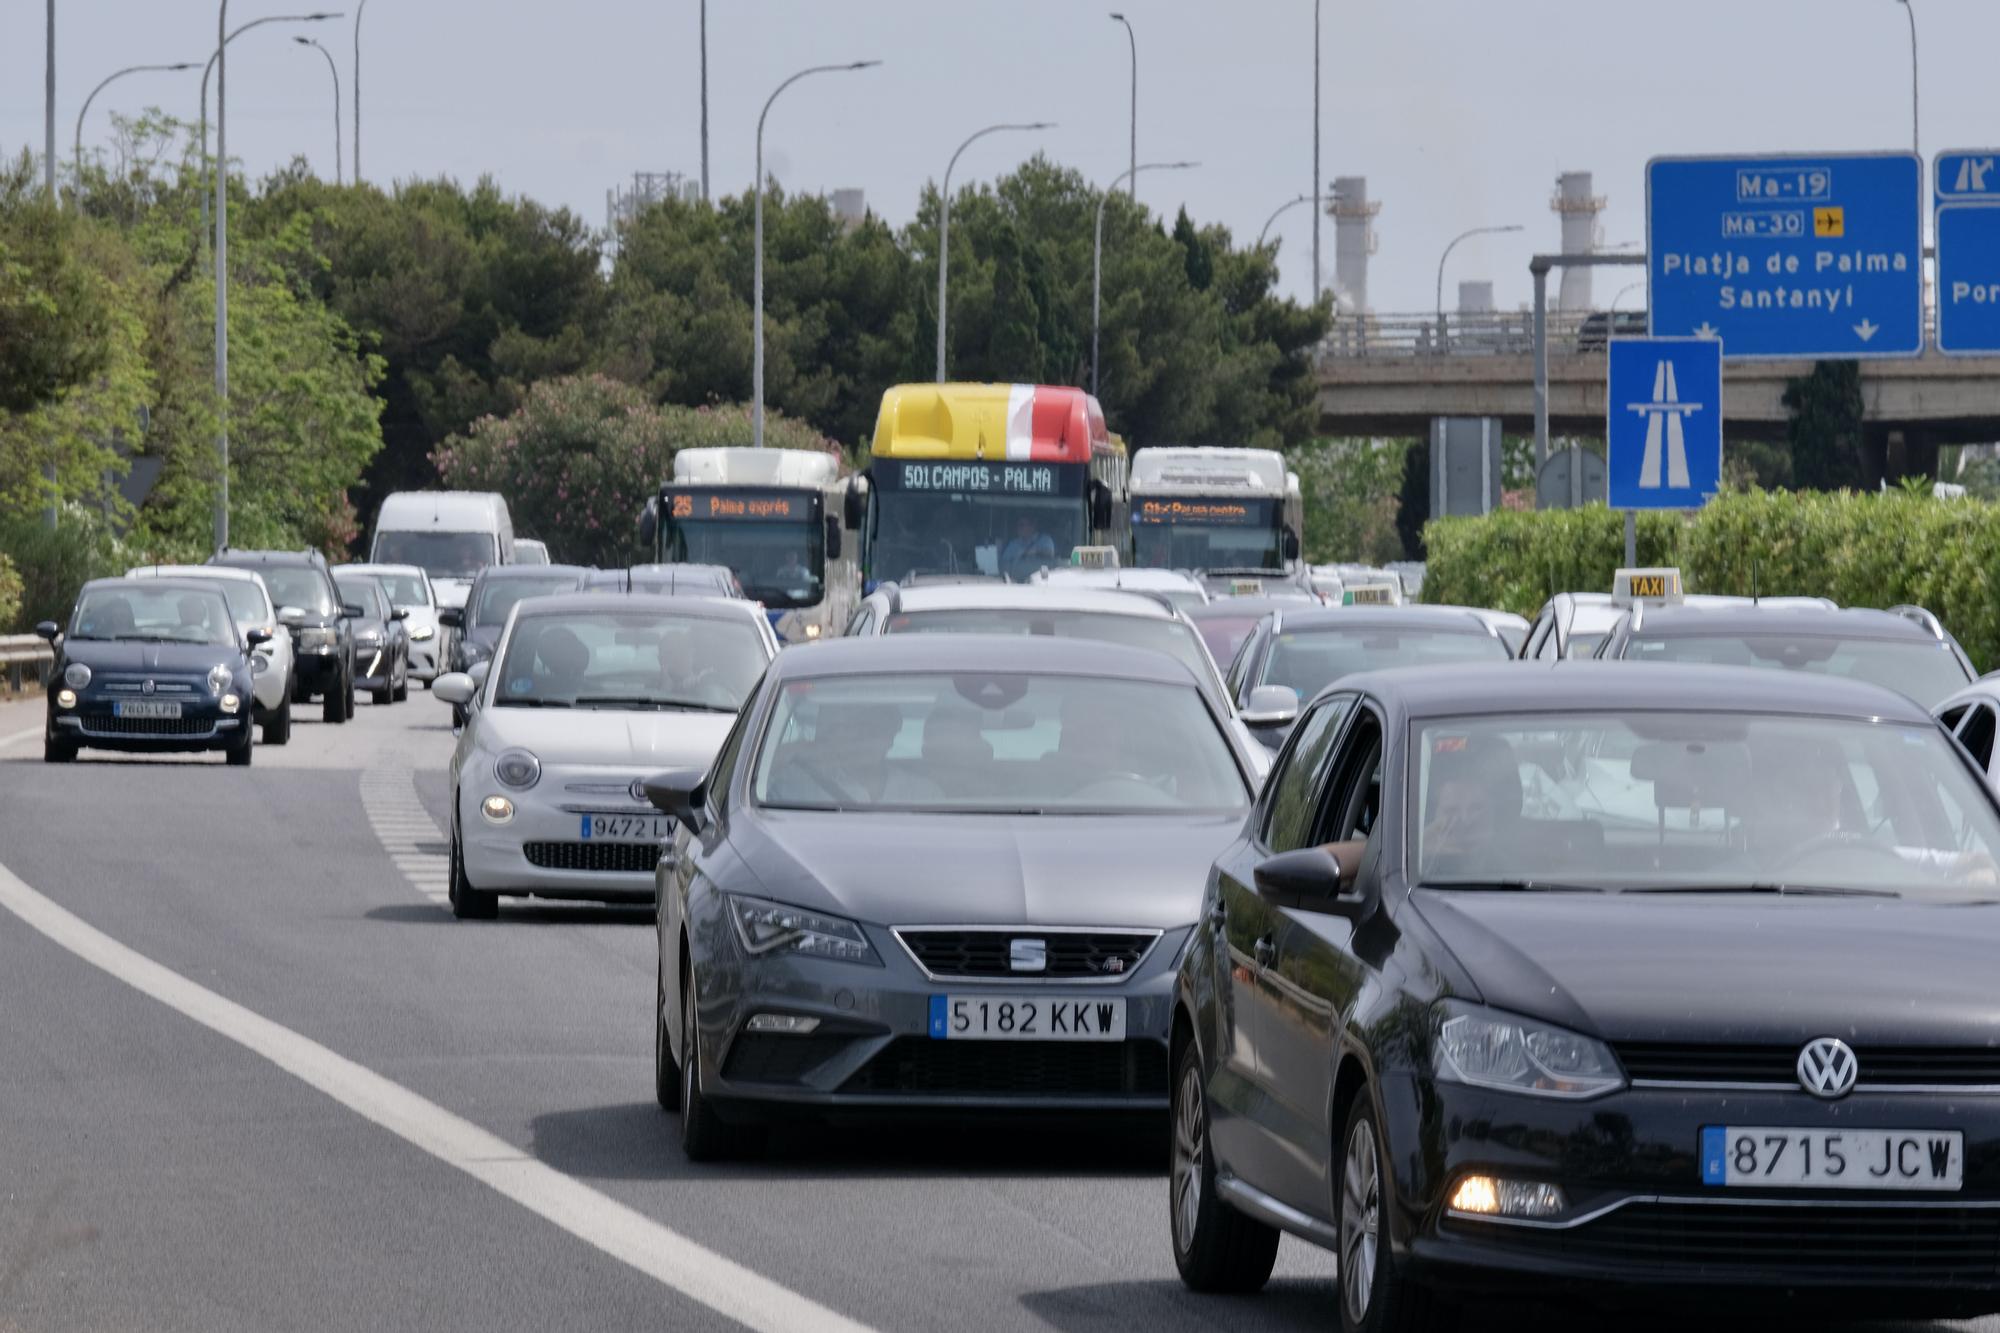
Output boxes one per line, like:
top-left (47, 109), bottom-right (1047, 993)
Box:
top-left (1253, 845), bottom-right (1371, 920)
top-left (1281, 527), bottom-right (1301, 562)
top-left (1088, 480), bottom-right (1113, 530)
top-left (468, 661), bottom-right (491, 688)
top-left (34, 620), bottom-right (61, 642)
top-left (437, 607), bottom-right (464, 630)
top-left (391, 607), bottom-right (409, 621)
top-left (843, 477), bottom-right (867, 530)
top-left (824, 515), bottom-right (843, 561)
top-left (1241, 684), bottom-right (1300, 727)
top-left (642, 767), bottom-right (709, 835)
top-left (341, 603), bottom-right (365, 619)
top-left (277, 606), bottom-right (307, 627)
top-left (431, 672), bottom-right (475, 705)
top-left (245, 628), bottom-right (272, 648)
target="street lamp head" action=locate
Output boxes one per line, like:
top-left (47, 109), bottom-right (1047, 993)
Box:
top-left (168, 62), bottom-right (202, 72)
top-left (1109, 11), bottom-right (1125, 19)
top-left (847, 60), bottom-right (882, 71)
top-left (304, 12), bottom-right (343, 21)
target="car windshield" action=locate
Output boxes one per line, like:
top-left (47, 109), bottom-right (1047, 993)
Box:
top-left (154, 574), bottom-right (267, 625)
top-left (492, 611), bottom-right (766, 711)
top-left (335, 579), bottom-right (385, 619)
top-left (871, 491), bottom-right (1085, 583)
top-left (1188, 613), bottom-right (1269, 668)
top-left (367, 572), bottom-right (430, 608)
top-left (885, 608), bottom-right (1219, 694)
top-left (239, 565), bottom-right (333, 616)
top-left (1132, 498), bottom-right (1282, 571)
top-left (1625, 633), bottom-right (1971, 708)
top-left (373, 530), bottom-right (496, 580)
top-left (661, 491), bottom-right (823, 609)
top-left (1259, 625), bottom-right (1509, 697)
top-left (752, 671), bottom-right (1248, 814)
top-left (1412, 711), bottom-right (2000, 900)
top-left (473, 575), bottom-right (578, 629)
top-left (72, 586), bottom-right (237, 646)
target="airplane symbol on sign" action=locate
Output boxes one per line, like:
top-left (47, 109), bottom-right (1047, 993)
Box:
top-left (1627, 360), bottom-right (1702, 489)
top-left (1953, 158), bottom-right (1995, 194)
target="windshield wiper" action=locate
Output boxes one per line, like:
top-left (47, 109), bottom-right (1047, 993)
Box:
top-left (1624, 883), bottom-right (1900, 899)
top-left (1424, 880), bottom-right (1606, 893)
top-left (494, 697), bottom-right (572, 708)
top-left (572, 696), bottom-right (735, 713)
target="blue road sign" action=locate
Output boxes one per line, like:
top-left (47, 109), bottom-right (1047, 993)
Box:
top-left (1607, 338), bottom-right (1723, 511)
top-left (1647, 153), bottom-right (1922, 359)
top-left (1936, 150), bottom-right (2000, 211)
top-left (1936, 203), bottom-right (2000, 356)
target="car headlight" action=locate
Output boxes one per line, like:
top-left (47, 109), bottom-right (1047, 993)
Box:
top-left (410, 624), bottom-right (435, 641)
top-left (299, 625), bottom-right (336, 650)
top-left (63, 662), bottom-right (91, 689)
top-left (250, 654), bottom-right (269, 674)
top-left (727, 894), bottom-right (880, 966)
top-left (207, 664), bottom-right (234, 695)
top-left (355, 629), bottom-right (384, 647)
top-left (1434, 1003), bottom-right (1623, 1099)
top-left (220, 692), bottom-right (241, 714)
top-left (56, 688), bottom-right (77, 709)
top-left (493, 748), bottom-right (541, 789)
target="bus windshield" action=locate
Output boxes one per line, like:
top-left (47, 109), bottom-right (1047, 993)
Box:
top-left (661, 488), bottom-right (824, 609)
top-left (372, 530), bottom-right (497, 581)
top-left (1132, 496), bottom-right (1282, 570)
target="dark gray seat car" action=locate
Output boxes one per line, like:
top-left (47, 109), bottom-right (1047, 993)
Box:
top-left (333, 571), bottom-right (410, 705)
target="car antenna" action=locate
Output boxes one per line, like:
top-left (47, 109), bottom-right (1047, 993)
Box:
top-left (1751, 559), bottom-right (1761, 605)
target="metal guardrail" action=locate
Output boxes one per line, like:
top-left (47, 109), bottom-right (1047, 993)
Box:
top-left (0, 634), bottom-right (54, 693)
top-left (1317, 310), bottom-right (1636, 360)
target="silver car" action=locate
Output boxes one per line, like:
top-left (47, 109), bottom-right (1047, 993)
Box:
top-left (431, 592), bottom-right (778, 919)
top-left (341, 563), bottom-right (442, 682)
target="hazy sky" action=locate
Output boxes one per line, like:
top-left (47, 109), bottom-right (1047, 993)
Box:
top-left (4, 0), bottom-right (1992, 314)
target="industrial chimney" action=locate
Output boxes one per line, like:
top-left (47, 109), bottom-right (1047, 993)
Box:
top-left (1551, 171), bottom-right (1606, 312)
top-left (1328, 176), bottom-right (1380, 315)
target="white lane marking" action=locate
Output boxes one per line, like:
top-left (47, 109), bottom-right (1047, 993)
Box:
top-left (0, 725), bottom-right (42, 751)
top-left (360, 769), bottom-right (449, 903)
top-left (0, 857), bottom-right (876, 1333)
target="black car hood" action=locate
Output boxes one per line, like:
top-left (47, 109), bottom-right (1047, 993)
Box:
top-left (64, 639), bottom-right (239, 673)
top-left (743, 809), bottom-right (1246, 930)
top-left (1413, 889), bottom-right (2000, 1045)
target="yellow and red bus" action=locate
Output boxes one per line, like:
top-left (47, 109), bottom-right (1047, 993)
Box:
top-left (860, 383), bottom-right (1128, 586)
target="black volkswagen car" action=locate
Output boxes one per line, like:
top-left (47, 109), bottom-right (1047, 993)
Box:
top-left (333, 571), bottom-right (409, 705)
top-left (38, 578), bottom-right (266, 765)
top-left (211, 548), bottom-right (357, 724)
top-left (1169, 662), bottom-right (2000, 1328)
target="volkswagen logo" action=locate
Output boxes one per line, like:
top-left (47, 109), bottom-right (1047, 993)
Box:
top-left (141, 678), bottom-right (156, 695)
top-left (1797, 1037), bottom-right (1859, 1099)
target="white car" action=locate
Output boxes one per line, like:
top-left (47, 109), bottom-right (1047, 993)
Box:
top-left (430, 592), bottom-right (779, 919)
top-left (127, 563), bottom-right (296, 744)
top-left (1028, 564), bottom-right (1210, 612)
top-left (341, 562), bottom-right (443, 682)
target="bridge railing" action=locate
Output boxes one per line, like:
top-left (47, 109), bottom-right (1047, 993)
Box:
top-left (1317, 310), bottom-right (1645, 361)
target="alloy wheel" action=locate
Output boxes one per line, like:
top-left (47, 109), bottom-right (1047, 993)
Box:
top-left (1171, 1060), bottom-right (1205, 1254)
top-left (1339, 1117), bottom-right (1381, 1324)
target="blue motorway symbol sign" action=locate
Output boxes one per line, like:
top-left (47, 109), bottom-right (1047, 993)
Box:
top-left (1936, 203), bottom-right (2000, 357)
top-left (1607, 338), bottom-right (1723, 511)
top-left (1936, 150), bottom-right (2000, 211)
top-left (1647, 153), bottom-right (1922, 359)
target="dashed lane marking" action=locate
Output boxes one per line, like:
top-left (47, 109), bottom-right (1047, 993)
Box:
top-left (360, 769), bottom-right (450, 904)
top-left (0, 856), bottom-right (876, 1333)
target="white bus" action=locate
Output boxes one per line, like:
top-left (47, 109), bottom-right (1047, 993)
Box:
top-left (1128, 447), bottom-right (1302, 575)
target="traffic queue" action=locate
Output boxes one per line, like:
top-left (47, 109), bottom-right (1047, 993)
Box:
top-left (30, 378), bottom-right (2000, 1329)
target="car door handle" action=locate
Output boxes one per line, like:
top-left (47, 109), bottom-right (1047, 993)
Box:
top-left (1253, 936), bottom-right (1275, 968)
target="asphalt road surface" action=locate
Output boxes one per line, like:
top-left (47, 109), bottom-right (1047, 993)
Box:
top-left (0, 691), bottom-right (1990, 1333)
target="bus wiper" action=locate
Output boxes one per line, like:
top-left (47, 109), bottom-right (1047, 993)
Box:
top-left (1623, 883), bottom-right (1900, 899)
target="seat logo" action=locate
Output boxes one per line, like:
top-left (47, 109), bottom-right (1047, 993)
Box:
top-left (142, 678), bottom-right (156, 695)
top-left (1009, 938), bottom-right (1047, 973)
top-left (1797, 1037), bottom-right (1859, 1099)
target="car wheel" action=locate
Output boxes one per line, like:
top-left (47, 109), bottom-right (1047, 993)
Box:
top-left (448, 806), bottom-right (499, 921)
top-left (392, 652), bottom-right (409, 703)
top-left (1336, 1096), bottom-right (1439, 1333)
top-left (263, 692), bottom-right (291, 745)
top-left (343, 671), bottom-right (357, 720)
top-left (680, 970), bottom-right (754, 1161)
top-left (291, 676), bottom-right (311, 705)
top-left (322, 675), bottom-right (344, 724)
top-left (43, 733), bottom-right (76, 764)
top-left (225, 729), bottom-right (253, 767)
top-left (655, 965), bottom-right (681, 1112)
top-left (372, 680), bottom-right (392, 706)
top-left (1170, 1039), bottom-right (1279, 1293)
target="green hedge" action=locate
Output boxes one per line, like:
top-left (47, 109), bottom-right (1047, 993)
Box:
top-left (1422, 488), bottom-right (2000, 671)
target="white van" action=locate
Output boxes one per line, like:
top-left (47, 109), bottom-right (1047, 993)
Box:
top-left (369, 491), bottom-right (514, 614)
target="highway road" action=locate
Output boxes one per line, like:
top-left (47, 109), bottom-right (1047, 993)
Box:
top-left (0, 691), bottom-right (1988, 1333)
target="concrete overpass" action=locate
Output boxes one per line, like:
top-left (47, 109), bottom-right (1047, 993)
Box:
top-left (1316, 311), bottom-right (2000, 446)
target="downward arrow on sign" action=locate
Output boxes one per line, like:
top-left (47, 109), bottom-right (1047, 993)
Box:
top-left (1854, 319), bottom-right (1880, 341)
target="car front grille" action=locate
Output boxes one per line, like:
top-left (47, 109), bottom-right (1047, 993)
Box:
top-left (522, 841), bottom-right (658, 873)
top-left (1617, 1042), bottom-right (2000, 1088)
top-left (894, 929), bottom-right (1156, 981)
top-left (1457, 1202), bottom-right (2000, 1281)
top-left (840, 1037), bottom-right (1168, 1099)
top-left (81, 715), bottom-right (214, 737)
top-left (721, 1033), bottom-right (855, 1086)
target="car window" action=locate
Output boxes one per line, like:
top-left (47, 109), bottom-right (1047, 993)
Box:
top-left (1318, 707), bottom-right (1384, 845)
top-left (1957, 703), bottom-right (1997, 770)
top-left (1256, 626), bottom-right (1509, 699)
top-left (238, 564), bottom-right (335, 615)
top-left (1260, 694), bottom-right (1354, 852)
top-left (72, 586), bottom-right (237, 646)
top-left (1625, 633), bottom-right (1973, 708)
top-left (704, 692), bottom-right (762, 816)
top-left (193, 577), bottom-right (270, 626)
top-left (493, 610), bottom-right (767, 712)
top-left (373, 530), bottom-right (496, 580)
top-left (1411, 711), bottom-right (2000, 899)
top-left (1190, 613), bottom-right (1265, 670)
top-left (336, 579), bottom-right (383, 618)
top-left (370, 572), bottom-right (430, 607)
top-left (751, 671), bottom-right (1249, 814)
top-left (474, 575), bottom-right (580, 628)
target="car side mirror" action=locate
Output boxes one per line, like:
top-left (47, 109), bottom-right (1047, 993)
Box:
top-left (431, 672), bottom-right (475, 705)
top-left (824, 514), bottom-right (843, 561)
top-left (1240, 684), bottom-right (1300, 727)
top-left (391, 607), bottom-right (409, 621)
top-left (642, 767), bottom-right (709, 835)
top-left (277, 605), bottom-right (307, 627)
top-left (34, 620), bottom-right (61, 642)
top-left (437, 607), bottom-right (464, 630)
top-left (844, 476), bottom-right (867, 530)
top-left (1088, 479), bottom-right (1113, 530)
top-left (468, 660), bottom-right (491, 689)
top-left (1281, 527), bottom-right (1301, 562)
top-left (1253, 846), bottom-right (1371, 920)
top-left (245, 628), bottom-right (272, 648)
top-left (340, 603), bottom-right (365, 619)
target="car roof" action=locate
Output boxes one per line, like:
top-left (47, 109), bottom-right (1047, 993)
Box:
top-left (341, 562), bottom-right (427, 577)
top-left (212, 548), bottom-right (324, 566)
top-left (1266, 606), bottom-right (1497, 635)
top-left (1184, 596), bottom-right (1309, 620)
top-left (82, 576), bottom-right (233, 597)
top-left (880, 584), bottom-right (1178, 618)
top-left (770, 633), bottom-right (1204, 686)
top-left (474, 564), bottom-right (588, 583)
top-left (1336, 660), bottom-right (1934, 724)
top-left (513, 591), bottom-right (767, 624)
top-left (1626, 605), bottom-right (1936, 640)
top-left (1033, 567), bottom-right (1205, 591)
top-left (128, 564), bottom-right (265, 586)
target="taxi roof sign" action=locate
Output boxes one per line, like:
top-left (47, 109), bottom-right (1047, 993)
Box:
top-left (1229, 578), bottom-right (1263, 597)
top-left (1343, 582), bottom-right (1400, 606)
top-left (1070, 545), bottom-right (1120, 570)
top-left (1611, 567), bottom-right (1684, 607)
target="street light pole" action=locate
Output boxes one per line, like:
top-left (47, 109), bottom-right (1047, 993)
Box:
top-left (935, 121), bottom-right (1053, 382)
top-left (1434, 223), bottom-right (1523, 353)
top-left (1312, 0), bottom-right (1321, 303)
top-left (295, 37), bottom-right (342, 184)
top-left (200, 13), bottom-right (341, 233)
top-left (1093, 160), bottom-right (1197, 397)
top-left (352, 0), bottom-right (367, 182)
top-left (1895, 0), bottom-right (1919, 157)
top-left (699, 0), bottom-right (709, 202)
top-left (1258, 194), bottom-right (1313, 249)
top-left (44, 0), bottom-right (57, 200)
top-left (215, 0), bottom-right (231, 554)
top-left (753, 60), bottom-right (880, 448)
top-left (74, 63), bottom-right (200, 212)
top-left (1109, 13), bottom-right (1136, 200)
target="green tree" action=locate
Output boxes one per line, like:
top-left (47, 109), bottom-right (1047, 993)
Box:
top-left (1784, 360), bottom-right (1868, 491)
top-left (1295, 439), bottom-right (1411, 565)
